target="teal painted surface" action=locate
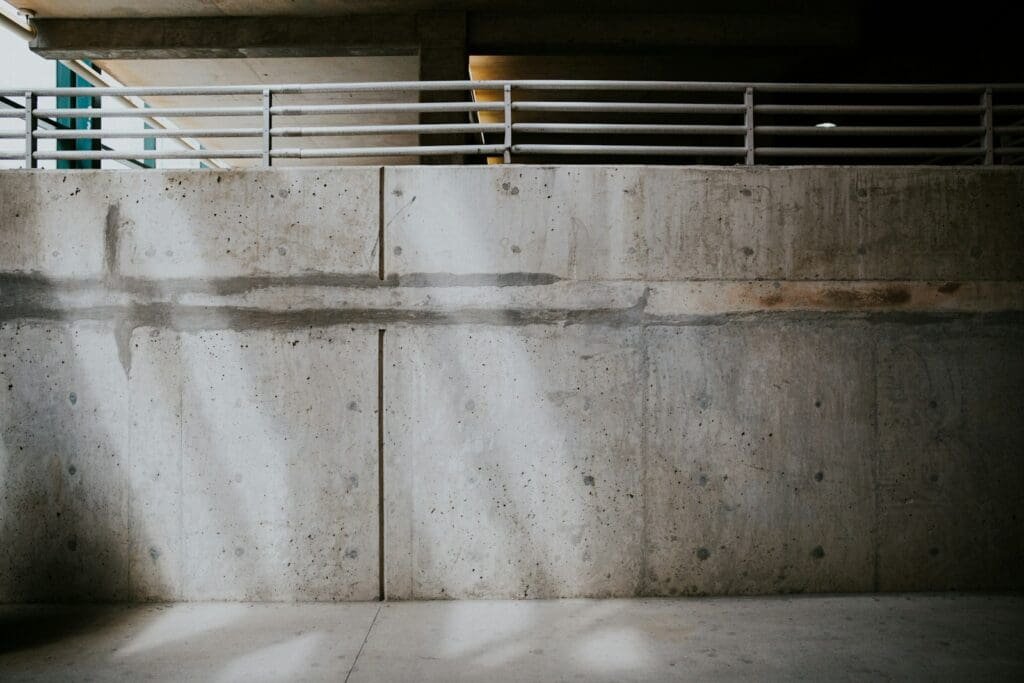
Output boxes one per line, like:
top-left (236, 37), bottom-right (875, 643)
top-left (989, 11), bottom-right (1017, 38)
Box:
top-left (143, 113), bottom-right (156, 169)
top-left (55, 62), bottom-right (101, 170)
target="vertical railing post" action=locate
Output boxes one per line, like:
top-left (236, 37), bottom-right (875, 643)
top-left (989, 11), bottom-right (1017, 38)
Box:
top-left (744, 87), bottom-right (754, 166)
top-left (262, 88), bottom-right (273, 167)
top-left (503, 83), bottom-right (512, 164)
top-left (24, 91), bottom-right (37, 169)
top-left (982, 87), bottom-right (994, 165)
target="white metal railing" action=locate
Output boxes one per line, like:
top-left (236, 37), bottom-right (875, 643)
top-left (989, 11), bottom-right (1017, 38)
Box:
top-left (2, 80), bottom-right (1024, 167)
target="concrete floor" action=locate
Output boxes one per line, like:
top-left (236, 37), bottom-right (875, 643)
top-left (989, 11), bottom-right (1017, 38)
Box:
top-left (0, 595), bottom-right (1021, 681)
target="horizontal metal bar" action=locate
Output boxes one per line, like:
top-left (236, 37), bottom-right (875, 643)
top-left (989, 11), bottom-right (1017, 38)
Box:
top-left (0, 110), bottom-right (24, 118)
top-left (748, 83), bottom-right (1023, 93)
top-left (511, 144), bottom-right (745, 156)
top-left (36, 125), bottom-right (505, 143)
top-left (512, 123), bottom-right (746, 135)
top-left (509, 81), bottom-right (748, 92)
top-left (755, 147), bottom-right (983, 157)
top-left (35, 123), bottom-right (502, 140)
top-left (272, 123), bottom-right (505, 136)
top-left (513, 102), bottom-right (746, 114)
top-left (1, 81), bottom-right (508, 98)
top-left (516, 82), bottom-right (1019, 94)
top-left (270, 102), bottom-right (505, 115)
top-left (994, 105), bottom-right (1024, 113)
top-left (514, 81), bottom-right (1024, 94)
top-left (34, 143), bottom-right (997, 161)
top-left (37, 128), bottom-right (262, 139)
top-left (36, 106), bottom-right (262, 118)
top-left (274, 144), bottom-right (507, 158)
top-left (1, 131), bottom-right (154, 167)
top-left (0, 152), bottom-right (25, 160)
top-left (0, 130), bottom-right (24, 139)
top-left (755, 125), bottom-right (985, 136)
top-left (515, 81), bottom-right (1023, 94)
top-left (34, 150), bottom-right (262, 160)
top-left (5, 80), bottom-right (1023, 99)
top-left (996, 126), bottom-right (1024, 135)
top-left (754, 105), bottom-right (983, 115)
top-left (34, 101), bottom-right (506, 119)
top-left (32, 144), bottom-right (509, 161)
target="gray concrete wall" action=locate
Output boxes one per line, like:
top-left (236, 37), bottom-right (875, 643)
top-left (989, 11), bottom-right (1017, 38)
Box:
top-left (1, 166), bottom-right (1021, 601)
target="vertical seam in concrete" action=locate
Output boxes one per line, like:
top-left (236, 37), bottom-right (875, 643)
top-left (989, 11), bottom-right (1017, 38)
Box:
top-left (378, 167), bottom-right (385, 281)
top-left (639, 322), bottom-right (650, 596)
top-left (125, 357), bottom-right (134, 597)
top-left (871, 337), bottom-right (881, 592)
top-left (377, 328), bottom-right (386, 601)
top-left (177, 362), bottom-right (185, 599)
top-left (377, 167), bottom-right (386, 599)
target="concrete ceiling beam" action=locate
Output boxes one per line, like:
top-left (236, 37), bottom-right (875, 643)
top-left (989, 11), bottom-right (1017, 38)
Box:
top-left (28, 11), bottom-right (864, 61)
top-left (29, 14), bottom-right (421, 59)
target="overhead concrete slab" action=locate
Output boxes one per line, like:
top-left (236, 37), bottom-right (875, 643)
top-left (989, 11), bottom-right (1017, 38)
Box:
top-left (6, 1), bottom-right (514, 17)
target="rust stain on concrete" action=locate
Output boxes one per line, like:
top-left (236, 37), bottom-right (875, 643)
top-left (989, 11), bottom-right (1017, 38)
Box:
top-left (753, 283), bottom-right (915, 310)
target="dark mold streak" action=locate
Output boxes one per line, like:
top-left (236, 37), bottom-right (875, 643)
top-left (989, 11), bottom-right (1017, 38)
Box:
top-left (0, 303), bottom-right (1020, 331)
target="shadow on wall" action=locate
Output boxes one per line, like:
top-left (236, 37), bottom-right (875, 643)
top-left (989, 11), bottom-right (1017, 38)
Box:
top-left (0, 311), bottom-right (138, 604)
top-left (0, 270), bottom-right (148, 651)
top-left (1, 169), bottom-right (381, 608)
top-left (0, 175), bottom-right (175, 608)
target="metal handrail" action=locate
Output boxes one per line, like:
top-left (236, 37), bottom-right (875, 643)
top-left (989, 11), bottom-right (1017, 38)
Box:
top-left (2, 79), bottom-right (1022, 168)
top-left (0, 95), bottom-right (147, 169)
top-left (5, 80), bottom-right (1024, 98)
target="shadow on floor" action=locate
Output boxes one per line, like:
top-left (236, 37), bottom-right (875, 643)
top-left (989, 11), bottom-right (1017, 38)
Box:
top-left (0, 605), bottom-right (128, 654)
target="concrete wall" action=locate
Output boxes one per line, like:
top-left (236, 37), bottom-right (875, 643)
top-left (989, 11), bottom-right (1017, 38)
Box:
top-left (1, 166), bottom-right (1021, 601)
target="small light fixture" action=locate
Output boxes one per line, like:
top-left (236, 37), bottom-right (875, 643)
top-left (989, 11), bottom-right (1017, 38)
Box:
top-left (815, 122), bottom-right (837, 128)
